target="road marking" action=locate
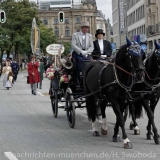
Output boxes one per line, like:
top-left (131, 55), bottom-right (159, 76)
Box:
top-left (37, 92), bottom-right (44, 96)
top-left (4, 152), bottom-right (18, 160)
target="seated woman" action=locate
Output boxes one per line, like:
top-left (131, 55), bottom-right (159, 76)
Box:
top-left (92, 29), bottom-right (112, 60)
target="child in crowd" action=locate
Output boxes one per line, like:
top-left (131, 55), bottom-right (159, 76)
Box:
top-left (5, 71), bottom-right (13, 90)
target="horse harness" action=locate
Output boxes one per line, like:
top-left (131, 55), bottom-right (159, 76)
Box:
top-left (78, 61), bottom-right (141, 102)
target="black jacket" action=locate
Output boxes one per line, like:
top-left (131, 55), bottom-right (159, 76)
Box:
top-left (92, 40), bottom-right (112, 59)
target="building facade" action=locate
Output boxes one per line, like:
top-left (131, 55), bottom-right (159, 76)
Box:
top-left (112, 0), bottom-right (127, 48)
top-left (37, 0), bottom-right (110, 43)
top-left (146, 0), bottom-right (160, 52)
top-left (112, 0), bottom-right (120, 48)
top-left (127, 0), bottom-right (146, 41)
top-left (39, 0), bottom-right (72, 10)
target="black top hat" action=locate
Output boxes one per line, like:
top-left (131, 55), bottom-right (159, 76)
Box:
top-left (95, 29), bottom-right (105, 38)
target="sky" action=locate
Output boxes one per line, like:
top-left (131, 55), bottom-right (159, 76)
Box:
top-left (96, 0), bottom-right (112, 24)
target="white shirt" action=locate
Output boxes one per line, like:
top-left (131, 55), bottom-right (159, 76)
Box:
top-left (81, 31), bottom-right (86, 40)
top-left (98, 39), bottom-right (104, 54)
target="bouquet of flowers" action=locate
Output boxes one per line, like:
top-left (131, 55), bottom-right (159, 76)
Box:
top-left (60, 74), bottom-right (71, 83)
top-left (45, 66), bottom-right (55, 80)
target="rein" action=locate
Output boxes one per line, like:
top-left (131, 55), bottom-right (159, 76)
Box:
top-left (100, 61), bottom-right (134, 77)
top-left (143, 70), bottom-right (160, 90)
top-left (144, 70), bottom-right (160, 81)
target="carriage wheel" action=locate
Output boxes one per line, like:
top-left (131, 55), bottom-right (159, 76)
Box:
top-left (65, 88), bottom-right (75, 128)
top-left (51, 90), bottom-right (58, 118)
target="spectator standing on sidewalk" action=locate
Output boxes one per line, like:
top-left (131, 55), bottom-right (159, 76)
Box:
top-left (27, 55), bottom-right (40, 95)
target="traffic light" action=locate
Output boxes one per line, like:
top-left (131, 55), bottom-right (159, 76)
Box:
top-left (0, 11), bottom-right (6, 23)
top-left (59, 12), bottom-right (64, 23)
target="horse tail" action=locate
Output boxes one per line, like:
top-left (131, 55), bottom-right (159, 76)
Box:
top-left (129, 101), bottom-right (143, 118)
top-left (83, 62), bottom-right (98, 121)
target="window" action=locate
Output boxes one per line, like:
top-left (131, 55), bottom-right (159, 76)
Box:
top-left (54, 27), bottom-right (59, 37)
top-left (54, 18), bottom-right (58, 24)
top-left (65, 18), bottom-right (69, 24)
top-left (65, 27), bottom-right (70, 37)
top-left (76, 16), bottom-right (81, 24)
top-left (87, 17), bottom-right (90, 22)
top-left (43, 18), bottom-right (48, 25)
top-left (148, 41), bottom-right (153, 49)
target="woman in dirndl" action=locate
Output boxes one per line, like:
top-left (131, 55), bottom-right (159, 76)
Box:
top-left (2, 61), bottom-right (12, 88)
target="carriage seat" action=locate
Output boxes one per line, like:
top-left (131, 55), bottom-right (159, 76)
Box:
top-left (72, 57), bottom-right (92, 86)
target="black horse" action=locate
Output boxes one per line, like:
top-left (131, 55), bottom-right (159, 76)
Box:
top-left (83, 37), bottom-right (145, 149)
top-left (128, 40), bottom-right (160, 144)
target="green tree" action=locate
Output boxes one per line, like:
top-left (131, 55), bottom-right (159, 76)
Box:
top-left (0, 0), bottom-right (39, 61)
top-left (39, 24), bottom-right (57, 55)
top-left (62, 42), bottom-right (71, 56)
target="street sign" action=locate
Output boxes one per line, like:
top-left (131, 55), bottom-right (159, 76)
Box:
top-left (46, 44), bottom-right (65, 55)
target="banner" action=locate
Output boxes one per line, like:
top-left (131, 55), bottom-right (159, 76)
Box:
top-left (31, 18), bottom-right (40, 55)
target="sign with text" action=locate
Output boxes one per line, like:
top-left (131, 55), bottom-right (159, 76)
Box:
top-left (46, 44), bottom-right (64, 55)
top-left (119, 0), bottom-right (124, 30)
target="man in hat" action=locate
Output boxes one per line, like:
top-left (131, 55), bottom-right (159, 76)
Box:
top-left (92, 29), bottom-right (112, 60)
top-left (71, 21), bottom-right (94, 84)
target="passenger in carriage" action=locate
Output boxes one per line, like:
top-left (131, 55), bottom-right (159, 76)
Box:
top-left (92, 29), bottom-right (112, 60)
top-left (71, 21), bottom-right (94, 85)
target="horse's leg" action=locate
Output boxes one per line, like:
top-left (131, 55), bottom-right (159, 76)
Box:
top-left (111, 99), bottom-right (133, 149)
top-left (128, 102), bottom-right (140, 135)
top-left (92, 120), bottom-right (100, 136)
top-left (113, 121), bottom-right (121, 142)
top-left (86, 95), bottom-right (100, 136)
top-left (146, 98), bottom-right (159, 140)
top-left (142, 99), bottom-right (160, 144)
top-left (101, 102), bottom-right (107, 135)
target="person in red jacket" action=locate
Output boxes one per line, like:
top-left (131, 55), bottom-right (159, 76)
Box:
top-left (27, 55), bottom-right (40, 95)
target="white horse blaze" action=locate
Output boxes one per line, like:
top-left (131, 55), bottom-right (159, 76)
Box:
top-left (102, 118), bottom-right (107, 130)
top-left (123, 138), bottom-right (130, 144)
top-left (92, 121), bottom-right (98, 132)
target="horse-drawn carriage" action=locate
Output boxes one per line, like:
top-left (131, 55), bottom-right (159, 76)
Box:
top-left (48, 53), bottom-right (92, 128)
top-left (46, 38), bottom-right (160, 149)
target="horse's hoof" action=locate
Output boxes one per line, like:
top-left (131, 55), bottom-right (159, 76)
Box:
top-left (154, 137), bottom-right (160, 144)
top-left (101, 127), bottom-right (107, 135)
top-left (92, 131), bottom-right (100, 137)
top-left (113, 136), bottom-right (121, 142)
top-left (146, 133), bottom-right (153, 140)
top-left (124, 142), bottom-right (133, 149)
top-left (129, 123), bottom-right (134, 130)
top-left (134, 129), bottom-right (140, 135)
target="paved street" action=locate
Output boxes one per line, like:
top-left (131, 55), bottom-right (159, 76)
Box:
top-left (0, 70), bottom-right (160, 160)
